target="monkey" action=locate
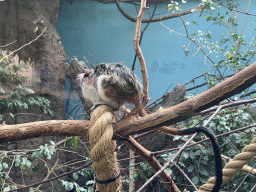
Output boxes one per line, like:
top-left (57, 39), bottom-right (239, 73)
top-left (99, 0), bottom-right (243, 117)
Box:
top-left (77, 63), bottom-right (143, 190)
top-left (77, 62), bottom-right (222, 192)
top-left (77, 62), bottom-right (143, 112)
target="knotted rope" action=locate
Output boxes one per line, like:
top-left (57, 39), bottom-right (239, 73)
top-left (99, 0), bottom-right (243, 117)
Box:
top-left (199, 137), bottom-right (256, 192)
top-left (89, 105), bottom-right (121, 192)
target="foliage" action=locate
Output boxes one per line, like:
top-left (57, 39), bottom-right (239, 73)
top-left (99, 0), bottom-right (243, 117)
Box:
top-left (0, 49), bottom-right (55, 191)
top-left (129, 0), bottom-right (256, 191)
top-left (60, 157), bottom-right (94, 192)
top-left (31, 141), bottom-right (56, 160)
top-left (1, 141), bottom-right (55, 191)
top-left (0, 49), bottom-right (54, 121)
top-left (2, 0), bottom-right (256, 191)
top-left (0, 137), bottom-right (95, 192)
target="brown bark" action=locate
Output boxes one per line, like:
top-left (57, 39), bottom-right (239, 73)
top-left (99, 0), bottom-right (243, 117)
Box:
top-left (124, 137), bottom-right (180, 191)
top-left (0, 120), bottom-right (89, 143)
top-left (1, 61), bottom-right (256, 143)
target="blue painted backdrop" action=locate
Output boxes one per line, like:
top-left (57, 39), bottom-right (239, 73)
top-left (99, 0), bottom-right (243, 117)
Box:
top-left (57, 0), bottom-right (256, 119)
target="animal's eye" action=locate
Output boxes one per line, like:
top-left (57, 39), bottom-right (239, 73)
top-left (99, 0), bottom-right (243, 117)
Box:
top-left (84, 69), bottom-right (93, 77)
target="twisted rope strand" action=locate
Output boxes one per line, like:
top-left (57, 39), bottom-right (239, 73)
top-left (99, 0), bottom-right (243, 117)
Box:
top-left (89, 105), bottom-right (121, 192)
top-left (199, 138), bottom-right (256, 192)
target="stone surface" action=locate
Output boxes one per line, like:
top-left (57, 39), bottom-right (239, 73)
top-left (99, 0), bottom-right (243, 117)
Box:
top-left (0, 1), bottom-right (67, 191)
top-left (0, 0), bottom-right (66, 91)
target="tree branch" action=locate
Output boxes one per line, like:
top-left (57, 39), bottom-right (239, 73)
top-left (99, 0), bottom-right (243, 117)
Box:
top-left (0, 120), bottom-right (89, 143)
top-left (1, 62), bottom-right (256, 143)
top-left (133, 0), bottom-right (150, 107)
top-left (114, 0), bottom-right (203, 23)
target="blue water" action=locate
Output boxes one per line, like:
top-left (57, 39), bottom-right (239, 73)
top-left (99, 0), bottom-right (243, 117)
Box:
top-left (57, 0), bottom-right (256, 119)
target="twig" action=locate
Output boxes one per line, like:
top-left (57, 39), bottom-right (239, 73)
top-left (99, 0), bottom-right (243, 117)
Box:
top-left (199, 97), bottom-right (256, 115)
top-left (161, 22), bottom-right (225, 81)
top-left (114, 0), bottom-right (203, 23)
top-left (185, 82), bottom-right (207, 92)
top-left (212, 0), bottom-right (256, 16)
top-left (236, 0), bottom-right (251, 53)
top-left (145, 94), bottom-right (166, 108)
top-left (137, 133), bottom-right (197, 192)
top-left (184, 74), bottom-right (205, 86)
top-left (203, 106), bottom-right (222, 127)
top-left (0, 27), bottom-right (47, 63)
top-left (250, 182), bottom-right (256, 192)
top-left (234, 163), bottom-right (256, 192)
top-left (245, 53), bottom-right (256, 65)
top-left (240, 90), bottom-right (256, 98)
top-left (138, 108), bottom-right (222, 192)
top-left (1, 157), bottom-right (15, 190)
top-left (35, 158), bottom-right (59, 191)
top-left (132, 4), bottom-right (157, 71)
top-left (0, 40), bottom-right (17, 48)
top-left (9, 161), bottom-right (92, 192)
top-left (0, 137), bottom-right (71, 156)
top-left (57, 148), bottom-right (87, 159)
top-left (154, 123), bottom-right (256, 156)
top-left (172, 162), bottom-right (198, 191)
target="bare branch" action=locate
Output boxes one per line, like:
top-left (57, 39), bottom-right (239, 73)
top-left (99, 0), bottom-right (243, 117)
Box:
top-left (133, 0), bottom-right (150, 107)
top-left (0, 28), bottom-right (47, 63)
top-left (114, 0), bottom-right (203, 23)
top-left (0, 40), bottom-right (17, 48)
top-left (212, 0), bottom-right (256, 16)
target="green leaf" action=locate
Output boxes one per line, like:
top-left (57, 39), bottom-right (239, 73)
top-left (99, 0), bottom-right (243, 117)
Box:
top-left (1, 162), bottom-right (8, 169)
top-left (15, 155), bottom-right (21, 167)
top-left (206, 34), bottom-right (211, 39)
top-left (183, 152), bottom-right (189, 159)
top-left (199, 169), bottom-right (208, 176)
top-left (166, 168), bottom-right (173, 175)
top-left (73, 172), bottom-right (79, 180)
top-left (192, 176), bottom-right (199, 184)
top-left (173, 136), bottom-right (181, 141)
top-left (191, 20), bottom-right (198, 25)
top-left (195, 150), bottom-right (201, 155)
top-left (187, 165), bottom-right (194, 172)
top-left (71, 136), bottom-right (78, 150)
top-left (0, 87), bottom-right (5, 94)
top-left (86, 180), bottom-right (95, 185)
top-left (32, 164), bottom-right (40, 172)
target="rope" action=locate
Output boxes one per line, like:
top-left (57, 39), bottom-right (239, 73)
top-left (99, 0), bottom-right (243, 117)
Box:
top-left (89, 105), bottom-right (121, 192)
top-left (199, 137), bottom-right (256, 192)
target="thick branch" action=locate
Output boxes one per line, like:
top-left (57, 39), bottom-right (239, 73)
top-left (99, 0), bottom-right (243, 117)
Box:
top-left (0, 120), bottom-right (89, 143)
top-left (114, 61), bottom-right (256, 135)
top-left (1, 62), bottom-right (256, 143)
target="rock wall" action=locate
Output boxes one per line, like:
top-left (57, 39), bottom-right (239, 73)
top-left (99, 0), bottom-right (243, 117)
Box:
top-left (0, 0), bottom-right (66, 92)
top-left (0, 1), bottom-right (67, 191)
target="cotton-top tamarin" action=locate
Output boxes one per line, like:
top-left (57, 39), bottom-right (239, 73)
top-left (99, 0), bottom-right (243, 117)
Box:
top-left (77, 63), bottom-right (143, 111)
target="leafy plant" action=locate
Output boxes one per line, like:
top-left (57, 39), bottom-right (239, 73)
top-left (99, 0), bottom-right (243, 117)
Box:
top-left (0, 49), bottom-right (54, 121)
